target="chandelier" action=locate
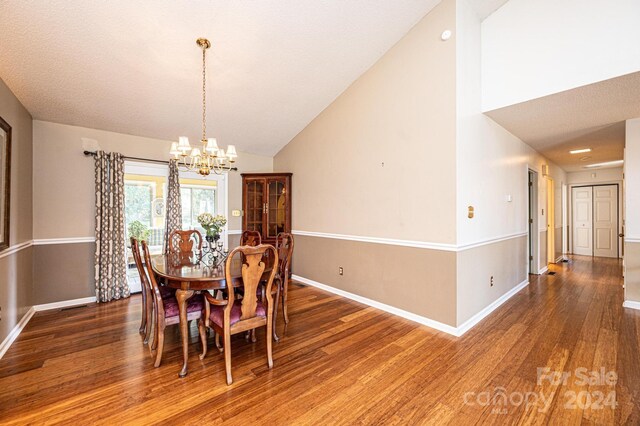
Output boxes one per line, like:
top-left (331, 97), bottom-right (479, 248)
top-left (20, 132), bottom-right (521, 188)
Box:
top-left (169, 38), bottom-right (237, 176)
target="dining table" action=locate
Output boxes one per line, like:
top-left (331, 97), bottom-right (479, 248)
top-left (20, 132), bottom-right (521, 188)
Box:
top-left (151, 251), bottom-right (274, 377)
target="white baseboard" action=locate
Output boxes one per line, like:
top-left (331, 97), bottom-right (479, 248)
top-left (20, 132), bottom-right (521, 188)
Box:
top-left (33, 296), bottom-right (97, 312)
top-left (538, 266), bottom-right (549, 274)
top-left (0, 296), bottom-right (97, 359)
top-left (623, 300), bottom-right (640, 310)
top-left (0, 307), bottom-right (36, 359)
top-left (456, 279), bottom-right (529, 336)
top-left (292, 275), bottom-right (529, 337)
top-left (555, 256), bottom-right (564, 263)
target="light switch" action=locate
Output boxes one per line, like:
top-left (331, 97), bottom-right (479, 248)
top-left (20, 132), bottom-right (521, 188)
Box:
top-left (506, 194), bottom-right (512, 202)
top-left (232, 210), bottom-right (242, 217)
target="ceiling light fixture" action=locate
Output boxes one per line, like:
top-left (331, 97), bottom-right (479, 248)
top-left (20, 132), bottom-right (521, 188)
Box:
top-left (169, 38), bottom-right (237, 176)
top-left (569, 148), bottom-right (592, 154)
top-left (583, 160), bottom-right (624, 169)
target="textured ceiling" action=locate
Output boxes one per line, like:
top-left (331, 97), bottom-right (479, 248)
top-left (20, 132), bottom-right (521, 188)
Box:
top-left (485, 72), bottom-right (640, 172)
top-left (0, 0), bottom-right (443, 156)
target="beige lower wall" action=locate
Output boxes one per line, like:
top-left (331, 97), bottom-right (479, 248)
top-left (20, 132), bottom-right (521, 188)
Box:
top-left (33, 243), bottom-right (94, 304)
top-left (539, 230), bottom-right (547, 270)
top-left (625, 242), bottom-right (640, 303)
top-left (456, 236), bottom-right (527, 326)
top-left (554, 226), bottom-right (563, 261)
top-left (0, 247), bottom-right (33, 342)
top-left (291, 235), bottom-right (457, 327)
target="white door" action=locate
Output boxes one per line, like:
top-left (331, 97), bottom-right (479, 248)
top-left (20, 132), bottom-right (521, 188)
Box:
top-left (572, 187), bottom-right (593, 256)
top-left (593, 185), bottom-right (618, 258)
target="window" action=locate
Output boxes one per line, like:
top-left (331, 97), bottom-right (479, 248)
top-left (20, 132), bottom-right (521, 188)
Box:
top-left (180, 185), bottom-right (217, 230)
top-left (125, 181), bottom-right (154, 228)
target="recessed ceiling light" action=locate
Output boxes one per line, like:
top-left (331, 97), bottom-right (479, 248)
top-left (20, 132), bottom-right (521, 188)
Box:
top-left (580, 156), bottom-right (591, 161)
top-left (583, 160), bottom-right (624, 169)
top-left (570, 148), bottom-right (592, 154)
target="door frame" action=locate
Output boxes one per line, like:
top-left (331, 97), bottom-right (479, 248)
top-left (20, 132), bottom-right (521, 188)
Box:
top-left (569, 183), bottom-right (621, 258)
top-left (547, 177), bottom-right (555, 264)
top-left (527, 168), bottom-right (540, 274)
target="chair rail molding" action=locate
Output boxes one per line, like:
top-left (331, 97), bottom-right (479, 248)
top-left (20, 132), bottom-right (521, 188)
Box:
top-left (0, 240), bottom-right (33, 259)
top-left (292, 230), bottom-right (527, 252)
top-left (32, 237), bottom-right (95, 245)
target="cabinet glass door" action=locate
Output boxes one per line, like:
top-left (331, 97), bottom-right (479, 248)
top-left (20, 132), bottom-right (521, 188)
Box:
top-left (245, 179), bottom-right (264, 235)
top-left (267, 180), bottom-right (286, 238)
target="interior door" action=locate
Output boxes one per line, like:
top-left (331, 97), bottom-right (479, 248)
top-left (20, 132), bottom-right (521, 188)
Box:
top-left (593, 185), bottom-right (618, 258)
top-left (572, 186), bottom-right (593, 256)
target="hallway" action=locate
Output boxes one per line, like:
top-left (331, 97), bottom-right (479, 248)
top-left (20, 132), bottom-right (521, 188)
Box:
top-left (0, 256), bottom-right (638, 424)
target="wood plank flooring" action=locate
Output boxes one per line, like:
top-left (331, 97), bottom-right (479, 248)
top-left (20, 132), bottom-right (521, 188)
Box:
top-left (1, 255), bottom-right (639, 424)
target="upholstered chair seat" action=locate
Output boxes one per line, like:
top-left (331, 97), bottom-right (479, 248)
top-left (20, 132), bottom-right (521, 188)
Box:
top-left (208, 300), bottom-right (266, 328)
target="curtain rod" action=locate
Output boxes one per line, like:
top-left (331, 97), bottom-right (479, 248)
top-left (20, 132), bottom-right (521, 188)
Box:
top-left (83, 151), bottom-right (238, 172)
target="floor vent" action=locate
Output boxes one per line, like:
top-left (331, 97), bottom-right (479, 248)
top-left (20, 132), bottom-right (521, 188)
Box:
top-left (547, 271), bottom-right (557, 275)
top-left (60, 305), bottom-right (88, 311)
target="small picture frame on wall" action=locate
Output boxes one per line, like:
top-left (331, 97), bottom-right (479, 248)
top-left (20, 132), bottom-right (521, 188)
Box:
top-left (0, 116), bottom-right (11, 252)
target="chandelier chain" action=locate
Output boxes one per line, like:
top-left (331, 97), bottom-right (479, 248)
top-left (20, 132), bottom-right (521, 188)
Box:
top-left (202, 44), bottom-right (206, 141)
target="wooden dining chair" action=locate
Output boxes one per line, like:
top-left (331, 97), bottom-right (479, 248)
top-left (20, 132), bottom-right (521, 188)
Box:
top-left (139, 240), bottom-right (204, 367)
top-left (272, 232), bottom-right (294, 340)
top-left (130, 237), bottom-right (153, 344)
top-left (240, 230), bottom-right (262, 246)
top-left (198, 244), bottom-right (278, 385)
top-left (168, 229), bottom-right (203, 254)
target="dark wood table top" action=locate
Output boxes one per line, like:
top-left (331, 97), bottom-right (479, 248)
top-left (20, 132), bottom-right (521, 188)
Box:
top-left (151, 252), bottom-right (273, 291)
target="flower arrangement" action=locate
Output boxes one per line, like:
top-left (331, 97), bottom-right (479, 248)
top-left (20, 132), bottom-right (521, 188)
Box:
top-left (197, 213), bottom-right (227, 237)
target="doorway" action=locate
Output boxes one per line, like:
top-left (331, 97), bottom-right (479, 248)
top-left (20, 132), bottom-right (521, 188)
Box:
top-left (547, 177), bottom-right (555, 264)
top-left (571, 184), bottom-right (619, 258)
top-left (528, 170), bottom-right (539, 274)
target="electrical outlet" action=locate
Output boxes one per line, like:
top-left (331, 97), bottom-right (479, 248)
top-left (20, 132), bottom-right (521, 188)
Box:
top-left (339, 267), bottom-right (344, 276)
top-left (490, 276), bottom-right (494, 287)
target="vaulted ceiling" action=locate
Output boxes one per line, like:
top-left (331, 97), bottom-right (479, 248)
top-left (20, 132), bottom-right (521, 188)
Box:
top-left (0, 0), bottom-right (450, 156)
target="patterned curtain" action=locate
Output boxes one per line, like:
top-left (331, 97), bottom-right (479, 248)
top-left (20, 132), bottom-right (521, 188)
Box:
top-left (163, 159), bottom-right (182, 253)
top-left (94, 151), bottom-right (130, 303)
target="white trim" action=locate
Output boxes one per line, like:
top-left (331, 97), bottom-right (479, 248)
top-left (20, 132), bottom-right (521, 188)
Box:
top-left (292, 275), bottom-right (529, 337)
top-left (625, 237), bottom-right (640, 244)
top-left (456, 232), bottom-right (528, 251)
top-left (0, 297), bottom-right (97, 359)
top-left (538, 266), bottom-right (549, 274)
top-left (0, 307), bottom-right (35, 359)
top-left (0, 240), bottom-right (33, 259)
top-left (292, 230), bottom-right (457, 251)
top-left (456, 279), bottom-right (530, 336)
top-left (33, 297), bottom-right (96, 312)
top-left (291, 230), bottom-right (527, 252)
top-left (555, 256), bottom-right (564, 263)
top-left (32, 237), bottom-right (95, 246)
top-left (623, 300), bottom-right (640, 310)
top-left (292, 274), bottom-right (459, 335)
top-left (227, 230), bottom-right (242, 235)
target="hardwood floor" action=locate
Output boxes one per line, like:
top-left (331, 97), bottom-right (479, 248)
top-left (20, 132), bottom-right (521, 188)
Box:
top-left (1, 256), bottom-right (638, 424)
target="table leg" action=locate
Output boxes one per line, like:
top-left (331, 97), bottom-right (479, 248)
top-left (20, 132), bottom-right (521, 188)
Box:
top-left (175, 287), bottom-right (194, 378)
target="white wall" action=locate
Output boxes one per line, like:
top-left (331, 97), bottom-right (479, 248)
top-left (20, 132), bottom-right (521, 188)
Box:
top-left (456, 0), bottom-right (567, 325)
top-left (481, 0), bottom-right (640, 111)
top-left (567, 168), bottom-right (623, 185)
top-left (456, 0), bottom-right (566, 247)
